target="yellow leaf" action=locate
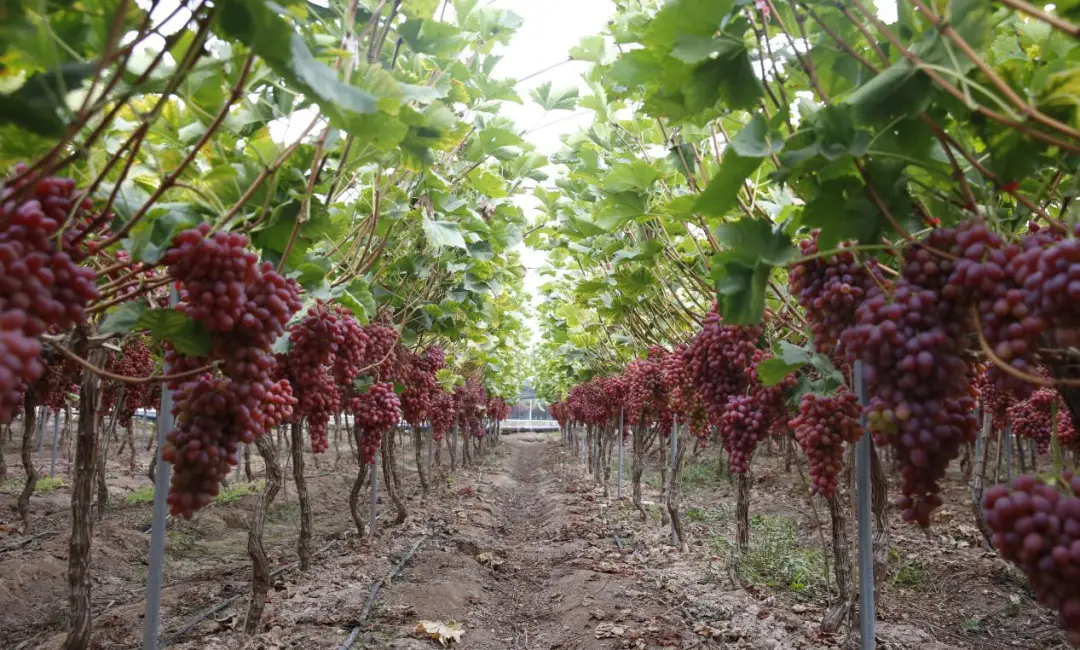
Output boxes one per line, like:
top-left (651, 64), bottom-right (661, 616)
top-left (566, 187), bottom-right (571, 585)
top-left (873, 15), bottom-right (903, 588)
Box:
top-left (414, 620), bottom-right (465, 646)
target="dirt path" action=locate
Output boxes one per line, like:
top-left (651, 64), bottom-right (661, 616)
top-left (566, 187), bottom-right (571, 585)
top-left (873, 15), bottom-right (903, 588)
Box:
top-left (376, 434), bottom-right (687, 649)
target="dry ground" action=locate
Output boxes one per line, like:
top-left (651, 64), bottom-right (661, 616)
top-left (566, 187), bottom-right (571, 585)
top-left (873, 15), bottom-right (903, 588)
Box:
top-left (0, 425), bottom-right (1070, 649)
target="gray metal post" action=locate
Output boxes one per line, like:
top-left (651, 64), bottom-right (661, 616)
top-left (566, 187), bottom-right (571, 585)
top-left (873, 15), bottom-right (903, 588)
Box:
top-left (853, 361), bottom-right (876, 649)
top-left (49, 410), bottom-right (61, 478)
top-left (617, 408), bottom-right (624, 499)
top-left (369, 452), bottom-right (379, 536)
top-left (670, 422), bottom-right (679, 545)
top-left (144, 290), bottom-right (177, 650)
top-left (1004, 424), bottom-right (1012, 482)
top-left (593, 428), bottom-right (599, 475)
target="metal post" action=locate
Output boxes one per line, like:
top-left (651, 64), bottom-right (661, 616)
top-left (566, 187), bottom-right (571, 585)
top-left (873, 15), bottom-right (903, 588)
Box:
top-left (369, 453), bottom-right (379, 536)
top-left (617, 408), bottom-right (624, 499)
top-left (144, 290), bottom-right (177, 650)
top-left (49, 410), bottom-right (61, 478)
top-left (670, 422), bottom-right (679, 544)
top-left (853, 361), bottom-right (876, 650)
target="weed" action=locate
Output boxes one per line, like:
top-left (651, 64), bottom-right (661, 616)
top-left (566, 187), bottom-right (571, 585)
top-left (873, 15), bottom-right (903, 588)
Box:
top-left (0, 475), bottom-right (66, 494)
top-left (708, 514), bottom-right (827, 599)
top-left (214, 480), bottom-right (264, 505)
top-left (888, 548), bottom-right (925, 588)
top-left (35, 476), bottom-right (65, 492)
top-left (960, 617), bottom-right (984, 633)
top-left (685, 507), bottom-right (707, 522)
top-left (126, 485), bottom-right (155, 505)
top-left (680, 458), bottom-right (715, 489)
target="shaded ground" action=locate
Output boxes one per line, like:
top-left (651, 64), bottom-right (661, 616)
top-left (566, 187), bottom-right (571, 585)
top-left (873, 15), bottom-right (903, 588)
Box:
top-left (0, 426), bottom-right (1070, 649)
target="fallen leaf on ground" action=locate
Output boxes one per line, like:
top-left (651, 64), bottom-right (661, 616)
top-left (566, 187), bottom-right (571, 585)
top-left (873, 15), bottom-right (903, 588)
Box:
top-left (415, 620), bottom-right (464, 646)
top-left (595, 622), bottom-right (627, 638)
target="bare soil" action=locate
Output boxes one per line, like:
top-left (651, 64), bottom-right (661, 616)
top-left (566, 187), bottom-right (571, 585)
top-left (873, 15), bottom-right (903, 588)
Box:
top-left (0, 426), bottom-right (1071, 649)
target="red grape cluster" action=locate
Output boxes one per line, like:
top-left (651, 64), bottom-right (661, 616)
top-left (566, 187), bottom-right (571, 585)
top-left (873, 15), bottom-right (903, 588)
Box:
top-left (103, 338), bottom-right (155, 427)
top-left (399, 348), bottom-right (442, 429)
top-left (488, 396), bottom-right (511, 422)
top-left (974, 364), bottom-right (1012, 431)
top-left (550, 400), bottom-right (569, 431)
top-left (683, 310), bottom-right (761, 422)
top-left (287, 304), bottom-right (356, 453)
top-left (363, 322), bottom-right (399, 380)
top-left (1008, 388), bottom-right (1070, 454)
top-left (983, 474), bottom-right (1080, 646)
top-left (430, 389), bottom-right (456, 442)
top-left (715, 351), bottom-right (795, 473)
top-left (350, 382), bottom-right (401, 464)
top-left (719, 395), bottom-right (769, 474)
top-left (789, 391), bottom-right (862, 498)
top-left (161, 227), bottom-right (302, 518)
top-left (842, 227), bottom-right (978, 527)
top-left (0, 171), bottom-right (101, 422)
top-left (35, 353), bottom-right (79, 413)
top-left (788, 232), bottom-right (881, 354)
top-left (454, 378), bottom-right (488, 439)
top-left (624, 355), bottom-right (669, 433)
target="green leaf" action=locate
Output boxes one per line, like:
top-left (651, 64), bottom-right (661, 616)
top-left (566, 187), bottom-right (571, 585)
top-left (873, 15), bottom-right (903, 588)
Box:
top-left (714, 219), bottom-right (795, 266)
top-left (602, 160), bottom-right (660, 194)
top-left (98, 300), bottom-right (150, 336)
top-left (731, 113), bottom-right (785, 158)
top-left (338, 278), bottom-right (377, 324)
top-left (695, 152), bottom-right (762, 217)
top-left (529, 81), bottom-right (579, 111)
top-left (135, 309), bottom-right (212, 357)
top-left (215, 0), bottom-right (385, 139)
top-left (399, 17), bottom-right (463, 56)
top-left (123, 203), bottom-right (203, 264)
top-left (811, 105), bottom-right (871, 160)
top-left (422, 217), bottom-right (468, 249)
top-left (713, 256), bottom-right (769, 325)
top-left (0, 62), bottom-right (96, 136)
top-left (845, 60), bottom-right (932, 124)
top-left (757, 357), bottom-right (803, 386)
top-left (569, 35), bottom-right (608, 63)
top-left (670, 34), bottom-right (743, 64)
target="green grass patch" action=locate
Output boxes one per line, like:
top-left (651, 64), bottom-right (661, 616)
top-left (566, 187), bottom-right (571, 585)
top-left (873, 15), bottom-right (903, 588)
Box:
top-left (214, 480), bottom-right (264, 505)
top-left (680, 456), bottom-right (717, 489)
top-left (126, 485), bottom-right (156, 505)
top-left (0, 475), bottom-right (66, 494)
top-left (708, 514), bottom-right (827, 599)
top-left (888, 548), bottom-right (925, 588)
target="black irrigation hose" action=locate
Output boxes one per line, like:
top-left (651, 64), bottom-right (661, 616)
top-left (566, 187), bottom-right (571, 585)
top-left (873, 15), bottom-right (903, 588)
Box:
top-left (339, 536), bottom-right (427, 650)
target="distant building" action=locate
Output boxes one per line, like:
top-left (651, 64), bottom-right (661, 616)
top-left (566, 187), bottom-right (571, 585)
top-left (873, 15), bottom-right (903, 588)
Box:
top-left (510, 382), bottom-right (550, 420)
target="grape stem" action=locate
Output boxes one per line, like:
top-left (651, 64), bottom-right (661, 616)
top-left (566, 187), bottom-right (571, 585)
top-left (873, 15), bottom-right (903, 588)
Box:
top-left (971, 306), bottom-right (1080, 388)
top-left (54, 344), bottom-right (214, 384)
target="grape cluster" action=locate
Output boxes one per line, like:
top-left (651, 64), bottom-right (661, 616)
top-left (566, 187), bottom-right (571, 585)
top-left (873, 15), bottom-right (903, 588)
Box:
top-left (624, 355), bottom-right (669, 433)
top-left (984, 474), bottom-right (1080, 646)
top-left (719, 395), bottom-right (769, 474)
top-left (488, 396), bottom-right (511, 422)
top-left (684, 310), bottom-right (761, 422)
top-left (550, 400), bottom-right (569, 431)
top-left (287, 304), bottom-right (356, 453)
top-left (789, 391), bottom-right (862, 498)
top-left (974, 364), bottom-right (1012, 431)
top-left (430, 390), bottom-right (456, 442)
top-left (103, 338), bottom-right (155, 427)
top-left (35, 353), bottom-right (78, 413)
top-left (161, 227), bottom-right (302, 518)
top-left (0, 171), bottom-right (101, 422)
top-left (350, 382), bottom-right (401, 463)
top-left (842, 227), bottom-right (978, 527)
top-left (399, 348), bottom-right (442, 429)
top-left (454, 378), bottom-right (488, 439)
top-left (1008, 388), bottom-right (1070, 454)
top-left (788, 232), bottom-right (881, 354)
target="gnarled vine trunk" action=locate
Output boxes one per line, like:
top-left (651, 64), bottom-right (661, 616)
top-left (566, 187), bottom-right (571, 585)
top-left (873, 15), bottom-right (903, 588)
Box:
top-left (62, 334), bottom-right (106, 650)
top-left (382, 430), bottom-right (407, 525)
top-left (413, 426), bottom-right (428, 497)
top-left (291, 422), bottom-right (312, 571)
top-left (17, 391), bottom-right (38, 530)
top-left (970, 411), bottom-right (994, 549)
top-left (735, 472), bottom-right (750, 554)
top-left (869, 444), bottom-right (890, 598)
top-left (631, 419), bottom-right (647, 520)
top-left (125, 425), bottom-right (136, 474)
top-left (349, 460), bottom-right (371, 538)
top-left (0, 425), bottom-right (8, 483)
top-left (244, 441), bottom-right (253, 482)
top-left (448, 425), bottom-right (457, 472)
top-left (667, 429), bottom-right (687, 552)
top-left (822, 494), bottom-right (854, 634)
top-left (95, 390), bottom-right (124, 521)
top-left (245, 435), bottom-right (282, 634)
